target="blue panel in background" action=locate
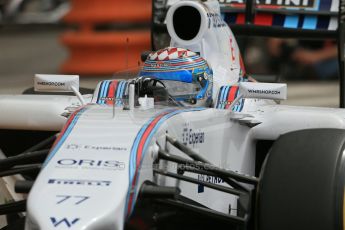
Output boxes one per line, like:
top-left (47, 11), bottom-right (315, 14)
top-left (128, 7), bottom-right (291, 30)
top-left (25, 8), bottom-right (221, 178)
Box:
top-left (303, 16), bottom-right (317, 29)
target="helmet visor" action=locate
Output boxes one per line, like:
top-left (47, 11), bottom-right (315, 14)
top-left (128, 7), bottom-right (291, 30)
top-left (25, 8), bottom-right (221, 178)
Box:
top-left (161, 80), bottom-right (201, 99)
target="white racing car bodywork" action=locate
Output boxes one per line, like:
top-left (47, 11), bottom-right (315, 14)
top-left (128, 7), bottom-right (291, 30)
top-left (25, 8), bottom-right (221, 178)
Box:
top-left (0, 0), bottom-right (344, 229)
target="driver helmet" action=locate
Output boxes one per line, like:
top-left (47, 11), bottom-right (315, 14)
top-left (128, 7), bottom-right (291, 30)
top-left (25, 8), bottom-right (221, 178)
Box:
top-left (139, 47), bottom-right (213, 107)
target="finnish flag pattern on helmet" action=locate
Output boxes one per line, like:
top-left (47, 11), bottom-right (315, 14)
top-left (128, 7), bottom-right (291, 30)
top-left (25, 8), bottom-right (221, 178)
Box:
top-left (140, 47), bottom-right (213, 106)
top-left (143, 47), bottom-right (208, 72)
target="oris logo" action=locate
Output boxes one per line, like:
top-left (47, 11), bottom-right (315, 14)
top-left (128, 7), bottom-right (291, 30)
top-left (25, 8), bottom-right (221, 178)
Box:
top-left (56, 159), bottom-right (125, 170)
top-left (182, 126), bottom-right (205, 147)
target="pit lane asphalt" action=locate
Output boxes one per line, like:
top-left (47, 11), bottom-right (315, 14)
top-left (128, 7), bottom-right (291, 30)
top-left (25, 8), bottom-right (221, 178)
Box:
top-left (0, 26), bottom-right (340, 108)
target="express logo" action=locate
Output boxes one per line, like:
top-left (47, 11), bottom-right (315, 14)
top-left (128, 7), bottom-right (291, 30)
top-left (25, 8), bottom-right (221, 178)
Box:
top-left (56, 159), bottom-right (125, 170)
top-left (182, 125), bottom-right (205, 147)
top-left (65, 144), bottom-right (127, 151)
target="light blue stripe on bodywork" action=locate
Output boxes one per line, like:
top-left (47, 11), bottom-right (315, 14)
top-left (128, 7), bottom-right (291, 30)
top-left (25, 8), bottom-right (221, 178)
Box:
top-left (99, 80), bottom-right (110, 105)
top-left (116, 81), bottom-right (123, 100)
top-left (43, 108), bottom-right (86, 166)
top-left (217, 86), bottom-right (227, 109)
top-left (233, 88), bottom-right (242, 112)
top-left (98, 81), bottom-right (107, 104)
top-left (119, 82), bottom-right (127, 103)
top-left (302, 0), bottom-right (320, 30)
top-left (284, 15), bottom-right (299, 28)
top-left (102, 81), bottom-right (111, 105)
top-left (115, 81), bottom-right (123, 105)
top-left (96, 81), bottom-right (105, 104)
top-left (116, 81), bottom-right (127, 105)
top-left (221, 86), bottom-right (230, 109)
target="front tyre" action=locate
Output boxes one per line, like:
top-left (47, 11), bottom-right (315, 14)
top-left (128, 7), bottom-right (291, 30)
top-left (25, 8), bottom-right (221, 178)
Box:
top-left (258, 129), bottom-right (345, 230)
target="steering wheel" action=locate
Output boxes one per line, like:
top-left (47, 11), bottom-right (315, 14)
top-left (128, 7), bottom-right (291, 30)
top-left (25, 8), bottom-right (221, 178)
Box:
top-left (149, 78), bottom-right (166, 88)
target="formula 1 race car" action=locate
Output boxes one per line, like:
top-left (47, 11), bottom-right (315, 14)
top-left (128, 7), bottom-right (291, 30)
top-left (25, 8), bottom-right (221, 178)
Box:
top-left (0, 0), bottom-right (344, 230)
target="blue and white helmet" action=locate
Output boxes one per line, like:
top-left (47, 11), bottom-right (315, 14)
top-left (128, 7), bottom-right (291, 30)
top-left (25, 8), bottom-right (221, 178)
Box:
top-left (140, 47), bottom-right (213, 107)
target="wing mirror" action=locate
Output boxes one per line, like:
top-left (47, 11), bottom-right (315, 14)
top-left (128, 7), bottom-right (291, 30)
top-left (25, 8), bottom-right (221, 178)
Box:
top-left (34, 74), bottom-right (86, 105)
top-left (230, 82), bottom-right (287, 112)
top-left (239, 82), bottom-right (287, 100)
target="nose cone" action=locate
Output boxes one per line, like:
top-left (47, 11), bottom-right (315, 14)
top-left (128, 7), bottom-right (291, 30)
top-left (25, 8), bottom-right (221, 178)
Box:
top-left (25, 164), bottom-right (129, 230)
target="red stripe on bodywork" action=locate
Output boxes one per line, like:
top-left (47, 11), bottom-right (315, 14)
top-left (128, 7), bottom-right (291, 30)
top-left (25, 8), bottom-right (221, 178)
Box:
top-left (127, 173), bottom-right (138, 216)
top-left (127, 111), bottom-right (172, 217)
top-left (136, 112), bottom-right (169, 167)
top-left (106, 80), bottom-right (118, 105)
top-left (225, 86), bottom-right (238, 109)
top-left (50, 107), bottom-right (83, 149)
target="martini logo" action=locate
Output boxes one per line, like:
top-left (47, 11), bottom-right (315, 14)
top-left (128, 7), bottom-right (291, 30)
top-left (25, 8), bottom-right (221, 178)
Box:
top-left (219, 0), bottom-right (315, 8)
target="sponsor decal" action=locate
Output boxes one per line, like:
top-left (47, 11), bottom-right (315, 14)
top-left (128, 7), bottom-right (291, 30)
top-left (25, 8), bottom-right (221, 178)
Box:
top-left (218, 101), bottom-right (233, 106)
top-left (65, 144), bottom-right (127, 152)
top-left (37, 81), bottom-right (65, 87)
top-left (56, 195), bottom-right (89, 205)
top-left (219, 0), bottom-right (315, 8)
top-left (48, 179), bottom-right (111, 187)
top-left (98, 97), bottom-right (123, 103)
top-left (247, 89), bottom-right (281, 95)
top-left (150, 61), bottom-right (170, 68)
top-left (207, 12), bottom-right (227, 28)
top-left (182, 124), bottom-right (205, 147)
top-left (50, 217), bottom-right (79, 228)
top-left (99, 97), bottom-right (114, 102)
top-left (56, 159), bottom-right (125, 171)
top-left (198, 175), bottom-right (223, 193)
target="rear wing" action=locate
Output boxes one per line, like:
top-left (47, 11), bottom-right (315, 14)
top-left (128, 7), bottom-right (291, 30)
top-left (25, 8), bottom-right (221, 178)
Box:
top-left (152, 0), bottom-right (345, 107)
